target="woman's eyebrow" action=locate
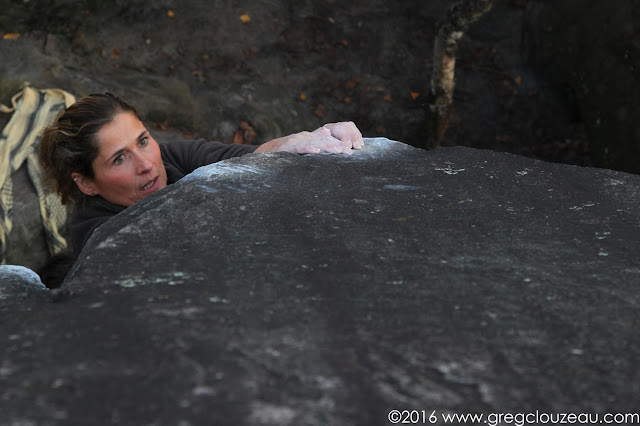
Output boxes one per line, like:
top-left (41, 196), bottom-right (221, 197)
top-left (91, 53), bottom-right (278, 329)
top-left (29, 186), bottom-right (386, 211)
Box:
top-left (105, 131), bottom-right (148, 163)
top-left (105, 148), bottom-right (125, 164)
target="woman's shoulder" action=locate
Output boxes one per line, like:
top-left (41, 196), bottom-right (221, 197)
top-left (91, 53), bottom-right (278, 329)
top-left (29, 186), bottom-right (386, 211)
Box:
top-left (73, 195), bottom-right (126, 218)
top-left (71, 195), bottom-right (125, 255)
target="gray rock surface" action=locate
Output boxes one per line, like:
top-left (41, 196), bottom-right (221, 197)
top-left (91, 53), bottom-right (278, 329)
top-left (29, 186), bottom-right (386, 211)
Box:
top-left (2, 138), bottom-right (639, 424)
top-left (0, 264), bottom-right (47, 299)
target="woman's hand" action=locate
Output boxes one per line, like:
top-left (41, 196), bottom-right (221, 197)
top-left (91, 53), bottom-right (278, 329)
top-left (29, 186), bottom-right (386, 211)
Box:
top-left (255, 121), bottom-right (364, 155)
top-left (320, 121), bottom-right (364, 150)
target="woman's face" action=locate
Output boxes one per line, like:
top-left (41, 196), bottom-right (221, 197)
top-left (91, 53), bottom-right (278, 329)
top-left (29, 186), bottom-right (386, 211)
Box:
top-left (77, 111), bottom-right (168, 207)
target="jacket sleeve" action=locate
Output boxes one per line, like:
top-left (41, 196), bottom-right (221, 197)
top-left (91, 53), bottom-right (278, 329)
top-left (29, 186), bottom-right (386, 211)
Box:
top-left (160, 139), bottom-right (258, 177)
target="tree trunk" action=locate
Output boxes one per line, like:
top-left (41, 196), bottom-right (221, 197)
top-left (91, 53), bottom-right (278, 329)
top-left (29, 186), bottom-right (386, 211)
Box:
top-left (422, 0), bottom-right (496, 150)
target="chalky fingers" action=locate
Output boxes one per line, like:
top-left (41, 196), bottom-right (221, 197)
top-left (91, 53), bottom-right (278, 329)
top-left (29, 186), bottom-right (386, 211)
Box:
top-left (325, 122), bottom-right (364, 149)
top-left (314, 134), bottom-right (352, 155)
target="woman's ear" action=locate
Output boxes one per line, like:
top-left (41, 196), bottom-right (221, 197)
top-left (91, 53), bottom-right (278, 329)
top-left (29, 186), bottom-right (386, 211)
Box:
top-left (71, 172), bottom-right (98, 196)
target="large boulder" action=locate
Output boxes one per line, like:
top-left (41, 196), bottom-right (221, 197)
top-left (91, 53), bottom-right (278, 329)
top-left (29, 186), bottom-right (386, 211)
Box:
top-left (1, 138), bottom-right (639, 424)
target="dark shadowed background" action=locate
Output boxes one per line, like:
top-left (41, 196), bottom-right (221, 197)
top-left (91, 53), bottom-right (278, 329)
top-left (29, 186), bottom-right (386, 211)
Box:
top-left (2, 0), bottom-right (637, 173)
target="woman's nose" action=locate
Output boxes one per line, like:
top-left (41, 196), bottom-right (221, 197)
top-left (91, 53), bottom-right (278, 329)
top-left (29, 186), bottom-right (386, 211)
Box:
top-left (134, 152), bottom-right (153, 174)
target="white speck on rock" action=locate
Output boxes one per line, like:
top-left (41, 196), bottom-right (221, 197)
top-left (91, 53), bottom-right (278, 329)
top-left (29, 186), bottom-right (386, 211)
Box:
top-left (435, 166), bottom-right (466, 175)
top-left (384, 184), bottom-right (419, 190)
top-left (248, 401), bottom-right (296, 425)
top-left (569, 202), bottom-right (596, 211)
top-left (192, 386), bottom-right (216, 396)
top-left (606, 178), bottom-right (624, 187)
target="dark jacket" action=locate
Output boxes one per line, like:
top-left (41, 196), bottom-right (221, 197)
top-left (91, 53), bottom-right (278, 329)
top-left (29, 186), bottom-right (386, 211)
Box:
top-left (71, 139), bottom-right (257, 255)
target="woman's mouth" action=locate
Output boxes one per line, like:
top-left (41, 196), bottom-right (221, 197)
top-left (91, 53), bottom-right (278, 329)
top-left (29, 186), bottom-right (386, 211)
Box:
top-left (141, 177), bottom-right (158, 192)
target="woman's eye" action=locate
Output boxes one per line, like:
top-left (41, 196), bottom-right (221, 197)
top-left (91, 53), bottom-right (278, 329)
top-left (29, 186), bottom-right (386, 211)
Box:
top-left (139, 137), bottom-right (148, 147)
top-left (113, 154), bottom-right (124, 164)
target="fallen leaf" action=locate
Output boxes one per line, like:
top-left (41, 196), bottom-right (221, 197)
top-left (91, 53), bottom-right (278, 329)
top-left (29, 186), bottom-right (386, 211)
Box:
top-left (233, 121), bottom-right (257, 144)
top-left (384, 94), bottom-right (393, 102)
top-left (167, 10), bottom-right (175, 18)
top-left (392, 216), bottom-right (414, 221)
top-left (110, 46), bottom-right (120, 60)
top-left (376, 125), bottom-right (386, 135)
top-left (240, 14), bottom-right (251, 23)
top-left (73, 33), bottom-right (86, 47)
top-left (2, 33), bottom-right (20, 40)
top-left (410, 91), bottom-right (420, 100)
top-left (245, 45), bottom-right (259, 60)
top-left (514, 75), bottom-right (522, 85)
top-left (314, 104), bottom-right (326, 118)
top-left (299, 92), bottom-right (307, 101)
top-left (191, 70), bottom-right (205, 83)
top-left (344, 79), bottom-right (357, 90)
top-left (344, 96), bottom-right (351, 104)
top-left (341, 39), bottom-right (349, 47)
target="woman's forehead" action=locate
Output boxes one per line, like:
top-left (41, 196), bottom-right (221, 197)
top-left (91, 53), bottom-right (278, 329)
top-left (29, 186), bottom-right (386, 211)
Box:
top-left (96, 112), bottom-right (147, 153)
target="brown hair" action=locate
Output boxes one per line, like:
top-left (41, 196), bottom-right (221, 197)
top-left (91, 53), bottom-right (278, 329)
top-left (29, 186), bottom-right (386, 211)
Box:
top-left (39, 93), bottom-right (139, 205)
